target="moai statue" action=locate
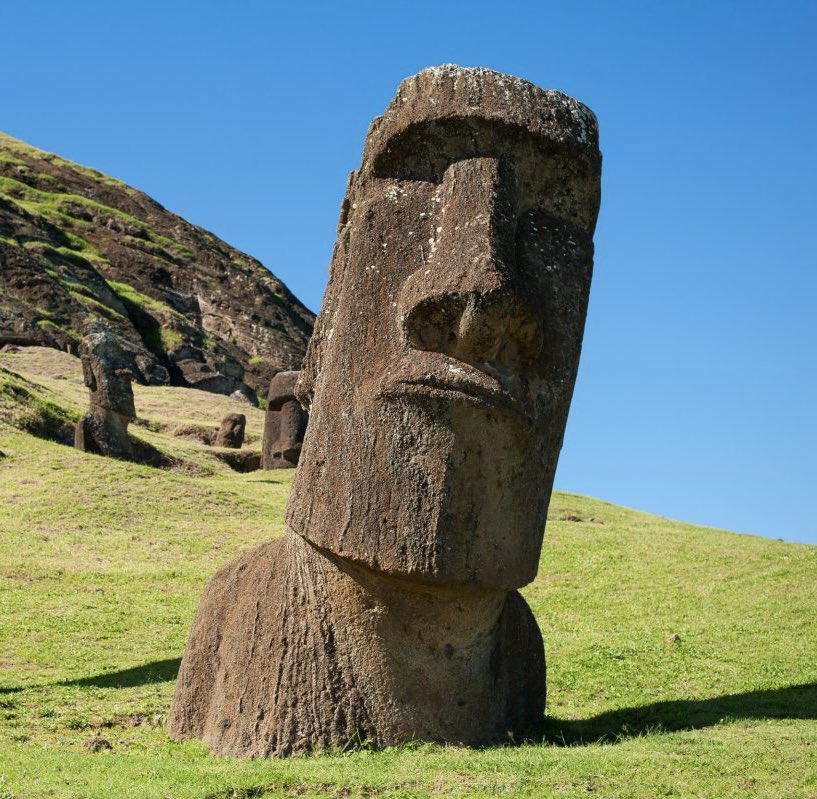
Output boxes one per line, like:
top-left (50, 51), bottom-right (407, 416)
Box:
top-left (214, 413), bottom-right (246, 449)
top-left (74, 331), bottom-right (136, 460)
top-left (261, 371), bottom-right (308, 469)
top-left (169, 65), bottom-right (601, 757)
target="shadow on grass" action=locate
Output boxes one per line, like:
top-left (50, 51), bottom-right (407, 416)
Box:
top-left (1, 664), bottom-right (814, 749)
top-left (539, 681), bottom-right (817, 745)
top-left (0, 657), bottom-right (180, 694)
top-left (63, 657), bottom-right (181, 689)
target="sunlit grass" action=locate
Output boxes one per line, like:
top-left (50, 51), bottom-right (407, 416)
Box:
top-left (0, 349), bottom-right (815, 798)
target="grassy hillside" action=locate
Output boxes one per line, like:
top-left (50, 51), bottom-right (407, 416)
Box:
top-left (0, 348), bottom-right (815, 799)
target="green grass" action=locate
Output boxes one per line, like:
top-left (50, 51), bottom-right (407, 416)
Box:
top-left (66, 291), bottom-right (125, 322)
top-left (106, 282), bottom-right (186, 324)
top-left (0, 349), bottom-right (815, 798)
top-left (106, 281), bottom-right (173, 315)
top-left (34, 320), bottom-right (81, 343)
top-left (0, 366), bottom-right (80, 443)
top-left (0, 170), bottom-right (191, 262)
top-left (143, 327), bottom-right (183, 354)
top-left (106, 282), bottom-right (190, 354)
top-left (0, 133), bottom-right (128, 189)
top-left (22, 242), bottom-right (99, 274)
top-left (106, 283), bottom-right (212, 353)
top-left (0, 178), bottom-right (145, 246)
top-left (0, 150), bottom-right (28, 169)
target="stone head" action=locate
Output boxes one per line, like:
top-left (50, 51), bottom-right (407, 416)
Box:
top-left (80, 331), bottom-right (136, 419)
top-left (287, 66), bottom-right (601, 590)
top-left (221, 412), bottom-right (246, 430)
top-left (218, 413), bottom-right (246, 444)
top-left (267, 370), bottom-right (300, 411)
top-left (264, 370), bottom-right (307, 465)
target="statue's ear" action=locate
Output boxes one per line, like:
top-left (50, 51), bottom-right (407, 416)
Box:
top-left (295, 172), bottom-right (357, 413)
top-left (81, 356), bottom-right (96, 392)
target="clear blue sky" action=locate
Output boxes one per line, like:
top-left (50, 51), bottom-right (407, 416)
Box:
top-left (3, 1), bottom-right (815, 543)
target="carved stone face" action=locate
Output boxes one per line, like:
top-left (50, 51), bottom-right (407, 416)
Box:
top-left (262, 370), bottom-right (308, 467)
top-left (216, 413), bottom-right (246, 449)
top-left (287, 66), bottom-right (601, 590)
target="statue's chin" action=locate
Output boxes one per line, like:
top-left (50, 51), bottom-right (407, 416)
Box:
top-left (288, 389), bottom-right (546, 589)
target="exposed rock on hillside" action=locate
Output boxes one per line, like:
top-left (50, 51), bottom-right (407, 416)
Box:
top-left (0, 133), bottom-right (314, 399)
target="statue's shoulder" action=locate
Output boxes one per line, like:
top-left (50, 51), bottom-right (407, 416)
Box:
top-left (206, 537), bottom-right (289, 593)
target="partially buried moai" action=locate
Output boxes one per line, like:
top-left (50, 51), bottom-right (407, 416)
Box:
top-left (74, 331), bottom-right (136, 460)
top-left (261, 370), bottom-right (307, 469)
top-left (215, 413), bottom-right (246, 449)
top-left (168, 65), bottom-right (601, 757)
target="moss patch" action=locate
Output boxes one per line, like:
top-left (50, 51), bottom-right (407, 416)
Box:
top-left (106, 282), bottom-right (184, 323)
top-left (143, 327), bottom-right (183, 354)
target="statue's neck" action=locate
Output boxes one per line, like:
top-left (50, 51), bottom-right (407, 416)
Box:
top-left (291, 529), bottom-right (507, 648)
top-left (287, 530), bottom-right (512, 744)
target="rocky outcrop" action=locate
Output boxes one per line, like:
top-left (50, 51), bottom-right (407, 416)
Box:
top-left (0, 133), bottom-right (314, 398)
top-left (169, 66), bottom-right (601, 757)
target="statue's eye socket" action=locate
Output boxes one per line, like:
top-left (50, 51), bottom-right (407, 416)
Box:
top-left (370, 123), bottom-right (597, 231)
top-left (371, 119), bottom-right (496, 183)
top-left (371, 118), bottom-right (558, 184)
top-left (372, 147), bottom-right (449, 183)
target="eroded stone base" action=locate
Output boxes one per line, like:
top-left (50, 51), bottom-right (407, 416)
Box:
top-left (74, 410), bottom-right (133, 459)
top-left (168, 531), bottom-right (544, 757)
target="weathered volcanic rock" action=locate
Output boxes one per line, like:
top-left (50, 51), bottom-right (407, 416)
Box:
top-left (74, 331), bottom-right (137, 459)
top-left (214, 413), bottom-right (246, 449)
top-left (0, 133), bottom-right (314, 396)
top-left (168, 532), bottom-right (542, 756)
top-left (261, 370), bottom-right (307, 469)
top-left (169, 65), bottom-right (601, 757)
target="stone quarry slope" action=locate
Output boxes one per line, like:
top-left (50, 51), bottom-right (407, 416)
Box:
top-left (0, 133), bottom-right (314, 400)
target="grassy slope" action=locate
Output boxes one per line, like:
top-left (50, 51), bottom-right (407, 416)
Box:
top-left (0, 350), bottom-right (815, 799)
top-left (0, 348), bottom-right (265, 466)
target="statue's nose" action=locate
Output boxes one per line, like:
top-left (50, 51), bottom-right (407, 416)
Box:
top-left (400, 157), bottom-right (542, 375)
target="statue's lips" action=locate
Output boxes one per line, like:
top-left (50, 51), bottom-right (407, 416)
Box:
top-left (379, 354), bottom-right (534, 426)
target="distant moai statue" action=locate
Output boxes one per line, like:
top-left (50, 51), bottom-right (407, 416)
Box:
top-left (261, 371), bottom-right (307, 469)
top-left (169, 65), bottom-right (601, 757)
top-left (74, 331), bottom-right (137, 459)
top-left (214, 413), bottom-right (246, 449)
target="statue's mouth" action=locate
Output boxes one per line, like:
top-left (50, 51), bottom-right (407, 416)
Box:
top-left (380, 352), bottom-right (535, 428)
